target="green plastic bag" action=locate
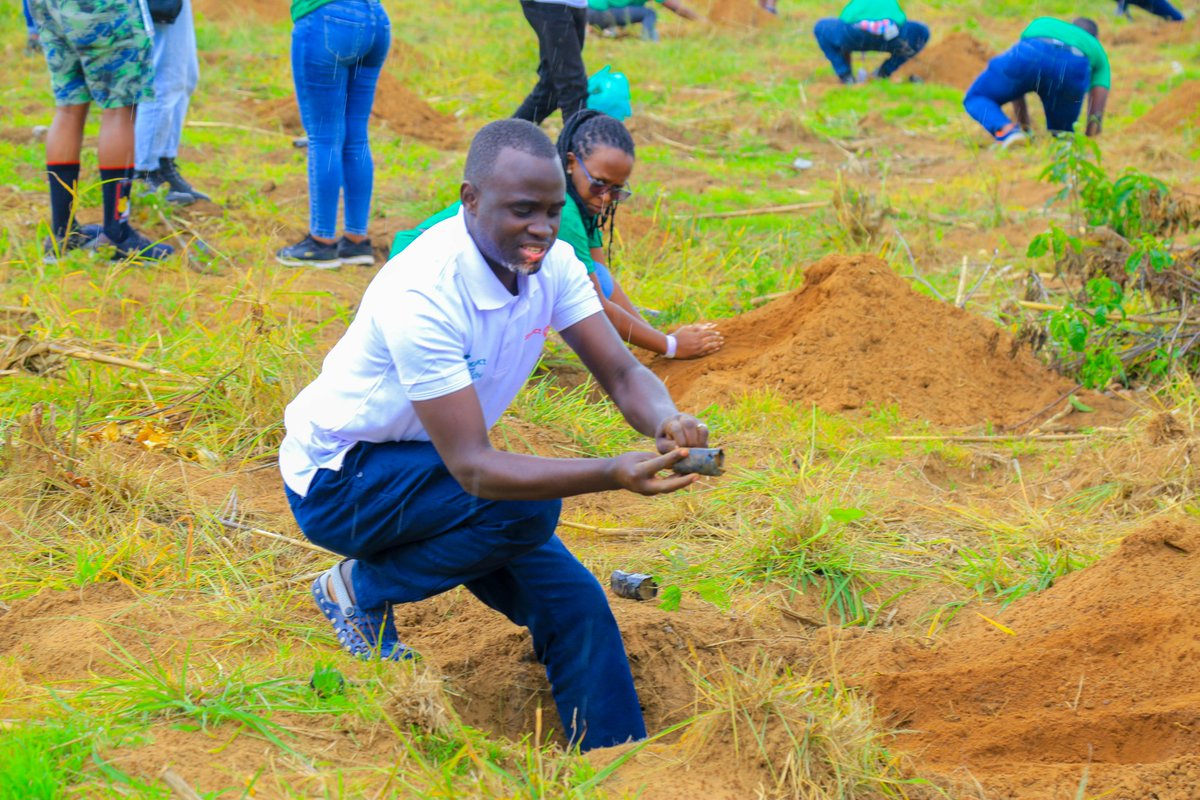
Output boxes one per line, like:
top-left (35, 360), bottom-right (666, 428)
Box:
top-left (587, 65), bottom-right (632, 121)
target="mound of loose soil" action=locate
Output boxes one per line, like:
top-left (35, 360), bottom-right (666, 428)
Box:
top-left (1133, 80), bottom-right (1200, 133)
top-left (705, 0), bottom-right (780, 28)
top-left (254, 71), bottom-right (462, 149)
top-left (855, 518), bottom-right (1200, 799)
top-left (895, 31), bottom-right (993, 91)
top-left (652, 254), bottom-right (1123, 428)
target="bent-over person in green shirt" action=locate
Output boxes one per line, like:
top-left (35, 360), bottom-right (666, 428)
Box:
top-left (813, 0), bottom-right (930, 84)
top-left (586, 0), bottom-right (698, 42)
top-left (963, 16), bottom-right (1110, 146)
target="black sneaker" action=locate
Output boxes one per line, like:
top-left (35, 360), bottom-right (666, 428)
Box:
top-left (109, 229), bottom-right (175, 262)
top-left (276, 234), bottom-right (341, 268)
top-left (159, 157), bottom-right (210, 203)
top-left (42, 223), bottom-right (103, 263)
top-left (135, 167), bottom-right (195, 206)
top-left (336, 237), bottom-right (376, 266)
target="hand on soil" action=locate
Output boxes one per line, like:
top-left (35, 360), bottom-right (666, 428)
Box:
top-left (656, 413), bottom-right (711, 452)
top-left (611, 449), bottom-right (699, 496)
top-left (673, 323), bottom-right (724, 359)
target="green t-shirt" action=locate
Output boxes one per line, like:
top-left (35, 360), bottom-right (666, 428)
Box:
top-left (389, 199), bottom-right (602, 273)
top-left (589, 0), bottom-right (662, 11)
top-left (1021, 17), bottom-right (1111, 89)
top-left (839, 0), bottom-right (906, 26)
top-left (291, 0), bottom-right (337, 21)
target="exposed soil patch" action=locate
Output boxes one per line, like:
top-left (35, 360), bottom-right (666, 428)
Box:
top-left (1133, 80), bottom-right (1200, 133)
top-left (849, 518), bottom-right (1200, 799)
top-left (651, 254), bottom-right (1126, 428)
top-left (253, 71), bottom-right (462, 149)
top-left (895, 31), bottom-right (993, 92)
top-left (704, 0), bottom-right (780, 29)
top-left (1109, 16), bottom-right (1199, 45)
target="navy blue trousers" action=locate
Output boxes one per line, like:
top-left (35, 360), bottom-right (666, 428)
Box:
top-left (286, 440), bottom-right (646, 751)
top-left (964, 38), bottom-right (1091, 137)
top-left (812, 18), bottom-right (930, 79)
top-left (1119, 0), bottom-right (1184, 20)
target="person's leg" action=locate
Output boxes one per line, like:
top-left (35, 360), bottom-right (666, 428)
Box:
top-left (288, 441), bottom-right (562, 612)
top-left (291, 4), bottom-right (355, 244)
top-left (813, 18), bottom-right (853, 80)
top-left (1038, 52), bottom-right (1091, 134)
top-left (340, 0), bottom-right (390, 243)
top-left (554, 7), bottom-right (588, 121)
top-left (1130, 0), bottom-right (1185, 19)
top-left (514, 1), bottom-right (559, 123)
top-left (632, 6), bottom-right (657, 41)
top-left (465, 537), bottom-right (646, 752)
top-left (963, 45), bottom-right (1029, 139)
top-left (877, 20), bottom-right (929, 78)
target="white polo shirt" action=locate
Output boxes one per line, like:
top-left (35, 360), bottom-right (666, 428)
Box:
top-left (279, 209), bottom-right (602, 496)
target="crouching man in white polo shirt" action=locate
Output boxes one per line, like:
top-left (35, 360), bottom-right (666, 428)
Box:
top-left (279, 118), bottom-right (713, 751)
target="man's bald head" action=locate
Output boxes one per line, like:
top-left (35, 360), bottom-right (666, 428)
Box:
top-left (1073, 17), bottom-right (1099, 38)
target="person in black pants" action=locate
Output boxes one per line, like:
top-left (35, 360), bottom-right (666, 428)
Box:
top-left (514, 0), bottom-right (589, 125)
top-left (1116, 0), bottom-right (1184, 20)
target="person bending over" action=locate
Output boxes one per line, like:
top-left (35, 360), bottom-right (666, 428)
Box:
top-left (391, 111), bottom-right (723, 361)
top-left (587, 0), bottom-right (698, 42)
top-left (281, 118), bottom-right (714, 751)
top-left (1115, 0), bottom-right (1184, 21)
top-left (964, 17), bottom-right (1110, 147)
top-left (813, 0), bottom-right (929, 84)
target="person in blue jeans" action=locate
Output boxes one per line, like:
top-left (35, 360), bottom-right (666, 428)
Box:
top-left (277, 0), bottom-right (390, 268)
top-left (1116, 0), bottom-right (1184, 21)
top-left (133, 0), bottom-right (209, 206)
top-left (281, 119), bottom-right (714, 751)
top-left (964, 17), bottom-right (1111, 147)
top-left (813, 0), bottom-right (929, 84)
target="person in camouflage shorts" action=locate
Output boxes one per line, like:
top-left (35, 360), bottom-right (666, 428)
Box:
top-left (27, 0), bottom-right (173, 261)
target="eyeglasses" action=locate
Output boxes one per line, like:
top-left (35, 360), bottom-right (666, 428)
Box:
top-left (574, 156), bottom-right (633, 203)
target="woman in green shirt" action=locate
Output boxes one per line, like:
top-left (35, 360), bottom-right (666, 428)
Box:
top-left (392, 110), bottom-right (723, 361)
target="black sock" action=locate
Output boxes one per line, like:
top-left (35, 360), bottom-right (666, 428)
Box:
top-left (99, 164), bottom-right (133, 243)
top-left (47, 162), bottom-right (80, 240)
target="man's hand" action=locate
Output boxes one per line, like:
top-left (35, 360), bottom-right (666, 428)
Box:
top-left (673, 323), bottom-right (724, 359)
top-left (610, 449), bottom-right (698, 495)
top-left (655, 413), bottom-right (710, 453)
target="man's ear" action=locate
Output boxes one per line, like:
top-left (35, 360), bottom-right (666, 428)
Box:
top-left (460, 181), bottom-right (479, 214)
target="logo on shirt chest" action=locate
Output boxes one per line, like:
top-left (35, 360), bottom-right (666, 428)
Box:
top-left (464, 353), bottom-right (487, 380)
top-left (524, 325), bottom-right (551, 341)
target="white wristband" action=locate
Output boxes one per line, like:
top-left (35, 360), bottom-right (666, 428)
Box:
top-left (664, 335), bottom-right (678, 359)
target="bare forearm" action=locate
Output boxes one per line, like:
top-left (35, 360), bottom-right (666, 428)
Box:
top-left (1012, 96), bottom-right (1032, 129)
top-left (603, 295), bottom-right (669, 354)
top-left (604, 362), bottom-right (680, 437)
top-left (453, 450), bottom-right (619, 500)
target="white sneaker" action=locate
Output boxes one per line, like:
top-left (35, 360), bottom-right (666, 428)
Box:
top-left (998, 130), bottom-right (1029, 149)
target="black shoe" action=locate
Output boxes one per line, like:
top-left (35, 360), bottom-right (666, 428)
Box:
top-left (42, 223), bottom-right (103, 263)
top-left (159, 157), bottom-right (210, 203)
top-left (276, 234), bottom-right (341, 268)
top-left (336, 237), bottom-right (376, 266)
top-left (135, 167), bottom-right (195, 206)
top-left (108, 229), bottom-right (175, 262)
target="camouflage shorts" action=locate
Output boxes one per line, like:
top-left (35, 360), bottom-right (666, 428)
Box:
top-left (27, 0), bottom-right (153, 109)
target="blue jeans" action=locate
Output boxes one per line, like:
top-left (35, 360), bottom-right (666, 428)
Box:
top-left (23, 0), bottom-right (36, 32)
top-left (587, 5), bottom-right (658, 40)
top-left (812, 18), bottom-right (929, 79)
top-left (285, 440), bottom-right (647, 751)
top-left (1119, 0), bottom-right (1184, 20)
top-left (134, 0), bottom-right (198, 171)
top-left (964, 38), bottom-right (1091, 137)
top-left (291, 0), bottom-right (390, 239)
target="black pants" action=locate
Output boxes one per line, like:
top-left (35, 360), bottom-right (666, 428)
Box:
top-left (514, 1), bottom-right (588, 125)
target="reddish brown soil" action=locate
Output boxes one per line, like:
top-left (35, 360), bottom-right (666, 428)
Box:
top-left (706, 0), bottom-right (780, 29)
top-left (896, 31), bottom-right (993, 92)
top-left (651, 254), bottom-right (1125, 428)
top-left (1133, 80), bottom-right (1200, 133)
top-left (1109, 16), bottom-right (1200, 45)
top-left (254, 71), bottom-right (462, 149)
top-left (847, 518), bottom-right (1200, 799)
